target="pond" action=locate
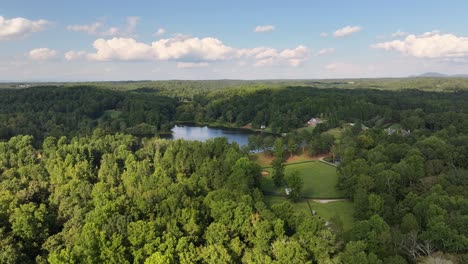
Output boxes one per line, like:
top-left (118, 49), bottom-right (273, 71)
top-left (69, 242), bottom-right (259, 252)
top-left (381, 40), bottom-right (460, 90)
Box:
top-left (161, 125), bottom-right (259, 146)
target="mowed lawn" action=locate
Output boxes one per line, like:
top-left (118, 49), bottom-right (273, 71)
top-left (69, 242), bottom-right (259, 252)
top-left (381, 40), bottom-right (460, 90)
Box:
top-left (263, 196), bottom-right (355, 231)
top-left (260, 161), bottom-right (343, 198)
top-left (251, 151), bottom-right (315, 168)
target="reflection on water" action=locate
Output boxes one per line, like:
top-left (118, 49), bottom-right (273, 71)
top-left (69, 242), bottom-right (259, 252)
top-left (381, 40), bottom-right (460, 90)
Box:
top-left (162, 125), bottom-right (257, 146)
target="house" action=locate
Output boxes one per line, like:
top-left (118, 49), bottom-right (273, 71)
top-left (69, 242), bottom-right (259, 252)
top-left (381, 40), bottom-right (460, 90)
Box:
top-left (260, 125), bottom-right (266, 129)
top-left (348, 123), bottom-right (369, 130)
top-left (307, 117), bottom-right (323, 126)
top-left (384, 128), bottom-right (411, 136)
top-left (285, 188), bottom-right (292, 195)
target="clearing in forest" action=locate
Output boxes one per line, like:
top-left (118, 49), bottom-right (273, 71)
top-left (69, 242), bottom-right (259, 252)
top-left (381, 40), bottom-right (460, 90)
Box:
top-left (260, 161), bottom-right (343, 198)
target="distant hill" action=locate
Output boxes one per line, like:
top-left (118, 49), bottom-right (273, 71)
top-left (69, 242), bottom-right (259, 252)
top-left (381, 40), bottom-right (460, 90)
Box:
top-left (411, 72), bottom-right (468, 78)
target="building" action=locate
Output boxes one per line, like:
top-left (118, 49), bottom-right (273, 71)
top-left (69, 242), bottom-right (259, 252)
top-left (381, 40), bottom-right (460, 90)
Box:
top-left (384, 128), bottom-right (411, 136)
top-left (307, 117), bottom-right (323, 126)
top-left (348, 123), bottom-right (369, 130)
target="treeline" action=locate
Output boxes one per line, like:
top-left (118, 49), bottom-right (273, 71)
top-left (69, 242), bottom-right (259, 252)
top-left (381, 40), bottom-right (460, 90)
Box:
top-left (176, 87), bottom-right (468, 133)
top-left (336, 109), bottom-right (468, 263)
top-left (247, 123), bottom-right (335, 157)
top-left (0, 134), bottom-right (340, 263)
top-left (0, 86), bottom-right (176, 142)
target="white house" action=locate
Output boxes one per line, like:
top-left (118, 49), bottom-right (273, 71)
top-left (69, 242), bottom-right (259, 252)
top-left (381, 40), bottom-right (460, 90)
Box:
top-left (307, 117), bottom-right (323, 126)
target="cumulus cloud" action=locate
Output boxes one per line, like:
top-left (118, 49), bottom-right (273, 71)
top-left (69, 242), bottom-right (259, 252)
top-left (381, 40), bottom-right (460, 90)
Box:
top-left (84, 35), bottom-right (309, 67)
top-left (67, 16), bottom-right (139, 37)
top-left (64, 50), bottom-right (87, 61)
top-left (177, 62), bottom-right (209, 68)
top-left (87, 38), bottom-right (153, 61)
top-left (372, 31), bottom-right (468, 59)
top-left (244, 45), bottom-right (309, 67)
top-left (153, 28), bottom-right (166, 37)
top-left (87, 36), bottom-right (237, 62)
top-left (333, 25), bottom-right (362, 37)
top-left (152, 36), bottom-right (237, 61)
top-left (0, 16), bottom-right (50, 40)
top-left (254, 25), bottom-right (275, 33)
top-left (316, 48), bottom-right (335, 56)
top-left (29, 48), bottom-right (57, 60)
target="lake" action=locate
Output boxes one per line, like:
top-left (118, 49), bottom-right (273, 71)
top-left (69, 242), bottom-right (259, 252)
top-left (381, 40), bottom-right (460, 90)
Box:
top-left (162, 125), bottom-right (258, 146)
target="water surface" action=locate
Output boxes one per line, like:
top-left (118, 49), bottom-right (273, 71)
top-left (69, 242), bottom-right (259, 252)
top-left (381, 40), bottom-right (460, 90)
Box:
top-left (163, 125), bottom-right (257, 146)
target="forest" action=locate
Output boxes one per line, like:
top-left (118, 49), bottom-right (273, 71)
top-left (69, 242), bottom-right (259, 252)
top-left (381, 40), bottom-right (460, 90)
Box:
top-left (0, 80), bottom-right (467, 263)
top-left (0, 86), bottom-right (176, 142)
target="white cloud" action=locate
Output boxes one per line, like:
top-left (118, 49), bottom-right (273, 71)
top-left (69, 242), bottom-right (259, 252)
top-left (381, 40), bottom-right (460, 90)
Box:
top-left (87, 38), bottom-right (153, 61)
top-left (67, 22), bottom-right (102, 35)
top-left (320, 32), bottom-right (328, 37)
top-left (151, 36), bottom-right (236, 61)
top-left (254, 25), bottom-right (275, 33)
top-left (245, 45), bottom-right (309, 67)
top-left (0, 16), bottom-right (50, 40)
top-left (372, 31), bottom-right (468, 59)
top-left (153, 28), bottom-right (166, 37)
top-left (84, 35), bottom-right (309, 67)
top-left (67, 16), bottom-right (139, 37)
top-left (177, 62), bottom-right (209, 68)
top-left (391, 30), bottom-right (409, 38)
top-left (316, 48), bottom-right (335, 56)
top-left (333, 25), bottom-right (362, 38)
top-left (64, 50), bottom-right (87, 61)
top-left (29, 48), bottom-right (57, 60)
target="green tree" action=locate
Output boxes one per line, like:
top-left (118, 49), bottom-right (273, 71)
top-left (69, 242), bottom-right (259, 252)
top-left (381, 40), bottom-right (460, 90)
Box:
top-left (286, 170), bottom-right (304, 202)
top-left (272, 159), bottom-right (285, 187)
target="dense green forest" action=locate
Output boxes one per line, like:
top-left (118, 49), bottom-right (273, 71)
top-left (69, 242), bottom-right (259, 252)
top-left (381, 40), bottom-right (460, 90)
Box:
top-left (176, 87), bottom-right (468, 133)
top-left (0, 134), bottom-right (338, 263)
top-left (0, 80), bottom-right (467, 263)
top-left (0, 86), bottom-right (176, 142)
top-left (334, 118), bottom-right (468, 263)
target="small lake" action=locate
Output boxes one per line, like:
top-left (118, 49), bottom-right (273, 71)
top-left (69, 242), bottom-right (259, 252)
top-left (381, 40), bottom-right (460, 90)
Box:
top-left (162, 125), bottom-right (258, 146)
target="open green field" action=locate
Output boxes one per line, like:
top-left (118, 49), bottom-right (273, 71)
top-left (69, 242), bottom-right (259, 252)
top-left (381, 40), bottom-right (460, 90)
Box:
top-left (264, 196), bottom-right (355, 230)
top-left (261, 161), bottom-right (343, 198)
top-left (252, 151), bottom-right (316, 168)
top-left (296, 125), bottom-right (315, 133)
top-left (324, 127), bottom-right (344, 140)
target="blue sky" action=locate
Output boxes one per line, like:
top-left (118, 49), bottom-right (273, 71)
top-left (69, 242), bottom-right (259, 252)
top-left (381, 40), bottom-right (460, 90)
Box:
top-left (2, 0), bottom-right (468, 81)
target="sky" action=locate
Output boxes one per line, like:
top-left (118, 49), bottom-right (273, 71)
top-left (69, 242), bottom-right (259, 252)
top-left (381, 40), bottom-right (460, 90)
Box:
top-left (2, 0), bottom-right (468, 81)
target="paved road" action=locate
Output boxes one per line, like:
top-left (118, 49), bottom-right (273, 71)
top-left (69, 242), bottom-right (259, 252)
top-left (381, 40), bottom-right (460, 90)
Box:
top-left (311, 198), bottom-right (349, 203)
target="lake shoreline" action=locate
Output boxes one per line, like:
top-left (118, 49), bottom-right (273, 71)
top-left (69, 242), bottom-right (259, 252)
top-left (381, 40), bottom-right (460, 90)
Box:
top-left (173, 121), bottom-right (279, 136)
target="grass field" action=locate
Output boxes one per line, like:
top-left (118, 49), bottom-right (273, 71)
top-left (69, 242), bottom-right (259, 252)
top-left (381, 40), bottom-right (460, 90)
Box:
top-left (252, 152), bottom-right (316, 167)
top-left (324, 127), bottom-right (344, 140)
top-left (260, 161), bottom-right (343, 198)
top-left (263, 195), bottom-right (355, 230)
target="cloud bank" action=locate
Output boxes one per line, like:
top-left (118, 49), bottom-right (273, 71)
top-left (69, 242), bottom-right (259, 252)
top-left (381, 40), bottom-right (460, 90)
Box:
top-left (372, 31), bottom-right (468, 59)
top-left (70, 35), bottom-right (309, 67)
